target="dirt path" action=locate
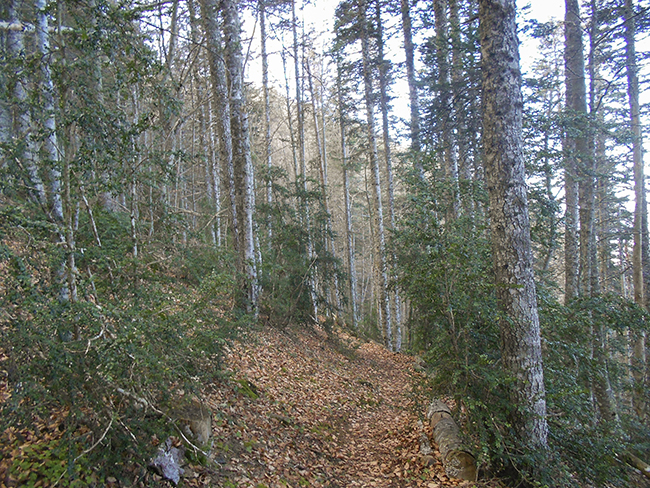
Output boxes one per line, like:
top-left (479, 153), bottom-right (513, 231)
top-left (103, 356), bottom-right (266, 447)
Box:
top-left (193, 326), bottom-right (480, 488)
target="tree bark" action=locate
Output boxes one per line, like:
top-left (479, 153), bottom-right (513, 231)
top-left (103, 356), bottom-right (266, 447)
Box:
top-left (259, 0), bottom-right (273, 241)
top-left (624, 0), bottom-right (646, 421)
top-left (200, 0), bottom-right (240, 261)
top-left (563, 0), bottom-right (586, 302)
top-left (292, 0), bottom-right (318, 319)
top-left (223, 0), bottom-right (260, 315)
top-left (427, 401), bottom-right (477, 481)
top-left (374, 0), bottom-right (402, 350)
top-left (479, 0), bottom-right (548, 449)
top-left (399, 0), bottom-right (424, 179)
top-left (623, 452), bottom-right (650, 480)
top-left (434, 0), bottom-right (460, 220)
top-left (6, 0), bottom-right (46, 205)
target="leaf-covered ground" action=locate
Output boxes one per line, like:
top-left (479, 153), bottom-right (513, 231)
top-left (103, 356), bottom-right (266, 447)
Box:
top-left (0, 324), bottom-right (504, 487)
top-left (193, 326), bottom-right (499, 488)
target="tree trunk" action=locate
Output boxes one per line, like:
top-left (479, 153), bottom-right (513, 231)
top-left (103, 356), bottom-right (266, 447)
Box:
top-left (35, 0), bottom-right (74, 302)
top-left (223, 0), bottom-right (259, 316)
top-left (337, 58), bottom-right (359, 329)
top-left (399, 0), bottom-right (424, 179)
top-left (434, 0), bottom-right (460, 220)
top-left (260, 0), bottom-right (273, 242)
top-left (374, 0), bottom-right (402, 350)
top-left (359, 0), bottom-right (392, 349)
top-left (165, 0), bottom-right (179, 74)
top-left (449, 0), bottom-right (472, 215)
top-left (624, 0), bottom-right (646, 421)
top-left (306, 58), bottom-right (340, 315)
top-left (200, 0), bottom-right (240, 260)
top-left (6, 0), bottom-right (46, 206)
top-left (0, 14), bottom-right (8, 151)
top-left (292, 0), bottom-right (318, 319)
top-left (623, 452), bottom-right (650, 480)
top-left (563, 0), bottom-right (586, 302)
top-left (479, 0), bottom-right (548, 449)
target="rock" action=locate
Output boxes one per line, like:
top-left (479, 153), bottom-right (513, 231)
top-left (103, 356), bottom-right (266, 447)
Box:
top-left (149, 437), bottom-right (185, 485)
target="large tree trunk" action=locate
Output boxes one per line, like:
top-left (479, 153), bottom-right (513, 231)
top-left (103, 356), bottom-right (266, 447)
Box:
top-left (223, 0), bottom-right (259, 316)
top-left (359, 0), bottom-right (392, 349)
top-left (6, 0), bottom-right (46, 205)
top-left (479, 0), bottom-right (548, 449)
top-left (625, 0), bottom-right (646, 422)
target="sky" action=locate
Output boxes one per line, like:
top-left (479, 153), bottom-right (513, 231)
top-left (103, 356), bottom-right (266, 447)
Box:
top-left (242, 0), bottom-right (648, 162)
top-left (244, 0), bottom-right (567, 124)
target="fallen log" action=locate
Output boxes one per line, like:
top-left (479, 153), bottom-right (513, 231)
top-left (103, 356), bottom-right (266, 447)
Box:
top-left (427, 400), bottom-right (477, 481)
top-left (623, 451), bottom-right (650, 480)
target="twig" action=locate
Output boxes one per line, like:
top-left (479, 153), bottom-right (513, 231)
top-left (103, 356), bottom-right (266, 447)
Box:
top-left (75, 416), bottom-right (114, 462)
top-left (53, 416), bottom-right (114, 486)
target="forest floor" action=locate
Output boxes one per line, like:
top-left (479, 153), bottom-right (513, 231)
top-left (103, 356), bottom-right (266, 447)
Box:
top-left (0, 323), bottom-right (505, 488)
top-left (185, 325), bottom-right (502, 488)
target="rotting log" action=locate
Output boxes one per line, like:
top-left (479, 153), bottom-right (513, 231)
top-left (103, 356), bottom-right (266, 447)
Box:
top-left (427, 400), bottom-right (477, 481)
top-left (623, 451), bottom-right (650, 480)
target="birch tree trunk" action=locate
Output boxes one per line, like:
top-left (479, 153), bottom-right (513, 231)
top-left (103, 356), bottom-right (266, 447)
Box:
top-left (7, 0), bottom-right (46, 205)
top-left (200, 0), bottom-right (240, 260)
top-left (359, 0), bottom-right (392, 349)
top-left (479, 0), bottom-right (548, 449)
top-left (35, 0), bottom-right (75, 302)
top-left (260, 0), bottom-right (273, 241)
top-left (0, 16), bottom-right (8, 150)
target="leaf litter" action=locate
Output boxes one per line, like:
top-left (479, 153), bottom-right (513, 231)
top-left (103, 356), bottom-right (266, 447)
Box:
top-left (0, 325), bottom-right (503, 487)
top-left (198, 325), bottom-right (501, 488)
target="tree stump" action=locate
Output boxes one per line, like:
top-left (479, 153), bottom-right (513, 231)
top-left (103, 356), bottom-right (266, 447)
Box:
top-left (427, 400), bottom-right (477, 481)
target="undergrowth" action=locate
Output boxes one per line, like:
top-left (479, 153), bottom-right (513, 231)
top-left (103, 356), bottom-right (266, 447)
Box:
top-left (395, 176), bottom-right (650, 487)
top-left (0, 201), bottom-right (244, 485)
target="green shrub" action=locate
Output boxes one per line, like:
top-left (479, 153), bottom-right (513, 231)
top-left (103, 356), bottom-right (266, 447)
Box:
top-left (0, 202), bottom-right (239, 484)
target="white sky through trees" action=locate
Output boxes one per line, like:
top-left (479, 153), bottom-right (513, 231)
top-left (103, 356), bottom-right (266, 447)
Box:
top-left (242, 0), bottom-right (649, 169)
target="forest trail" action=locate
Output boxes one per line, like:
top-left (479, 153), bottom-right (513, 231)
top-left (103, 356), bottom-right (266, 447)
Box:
top-left (195, 326), bottom-right (486, 488)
